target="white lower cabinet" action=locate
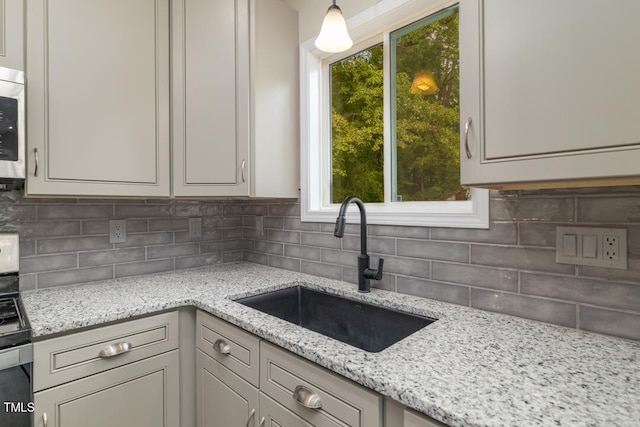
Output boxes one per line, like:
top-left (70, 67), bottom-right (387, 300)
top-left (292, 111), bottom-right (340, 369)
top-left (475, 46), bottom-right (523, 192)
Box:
top-left (196, 311), bottom-right (382, 427)
top-left (32, 312), bottom-right (180, 427)
top-left (33, 351), bottom-right (179, 427)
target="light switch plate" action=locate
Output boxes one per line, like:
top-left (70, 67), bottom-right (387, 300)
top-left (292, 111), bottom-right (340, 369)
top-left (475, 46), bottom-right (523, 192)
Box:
top-left (556, 226), bottom-right (627, 269)
top-left (0, 233), bottom-right (19, 273)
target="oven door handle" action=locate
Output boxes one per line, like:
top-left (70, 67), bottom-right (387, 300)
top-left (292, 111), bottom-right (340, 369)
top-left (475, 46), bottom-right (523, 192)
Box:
top-left (0, 343), bottom-right (33, 370)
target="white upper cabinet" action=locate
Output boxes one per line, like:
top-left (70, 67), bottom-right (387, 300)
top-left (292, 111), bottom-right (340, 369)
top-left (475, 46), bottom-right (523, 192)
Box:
top-left (25, 0), bottom-right (171, 197)
top-left (172, 0), bottom-right (299, 198)
top-left (0, 0), bottom-right (24, 70)
top-left (460, 0), bottom-right (640, 189)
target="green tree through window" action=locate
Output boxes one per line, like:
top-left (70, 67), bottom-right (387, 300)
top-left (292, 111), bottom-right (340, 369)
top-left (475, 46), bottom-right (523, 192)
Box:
top-left (330, 5), bottom-right (466, 204)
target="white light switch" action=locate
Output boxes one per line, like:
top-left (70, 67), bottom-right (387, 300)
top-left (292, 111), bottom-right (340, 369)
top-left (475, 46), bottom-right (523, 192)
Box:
top-left (582, 235), bottom-right (597, 258)
top-left (562, 234), bottom-right (577, 256)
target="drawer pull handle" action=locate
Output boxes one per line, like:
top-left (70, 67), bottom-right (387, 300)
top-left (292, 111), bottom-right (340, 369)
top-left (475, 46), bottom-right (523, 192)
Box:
top-left (34, 148), bottom-right (40, 177)
top-left (213, 339), bottom-right (231, 355)
top-left (245, 408), bottom-right (255, 427)
top-left (259, 417), bottom-right (265, 427)
top-left (293, 385), bottom-right (322, 409)
top-left (43, 412), bottom-right (48, 427)
top-left (98, 342), bottom-right (132, 358)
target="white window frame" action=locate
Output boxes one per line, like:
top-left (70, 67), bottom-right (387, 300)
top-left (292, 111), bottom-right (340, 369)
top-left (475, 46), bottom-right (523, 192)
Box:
top-left (300, 0), bottom-right (489, 228)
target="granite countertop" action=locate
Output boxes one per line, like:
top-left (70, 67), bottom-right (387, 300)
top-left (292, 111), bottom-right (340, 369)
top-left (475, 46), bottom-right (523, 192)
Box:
top-left (22, 262), bottom-right (640, 427)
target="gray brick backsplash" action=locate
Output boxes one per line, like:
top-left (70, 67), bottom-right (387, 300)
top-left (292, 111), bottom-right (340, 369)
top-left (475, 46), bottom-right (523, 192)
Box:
top-left (79, 248), bottom-right (146, 267)
top-left (579, 306), bottom-right (640, 341)
top-left (577, 197), bottom-right (640, 223)
top-left (269, 255), bottom-right (301, 272)
top-left (490, 198), bottom-right (574, 222)
top-left (343, 235), bottom-right (396, 255)
top-left (21, 254), bottom-right (77, 273)
top-left (20, 221), bottom-right (80, 238)
top-left (255, 241), bottom-right (284, 256)
top-left (3, 186), bottom-right (640, 341)
top-left (470, 245), bottom-right (574, 274)
top-left (38, 204), bottom-right (112, 220)
top-left (432, 263), bottom-right (518, 292)
top-left (432, 222), bottom-right (517, 244)
top-left (147, 243), bottom-right (200, 260)
top-left (284, 244), bottom-right (321, 261)
top-left (470, 289), bottom-right (577, 328)
top-left (37, 236), bottom-right (112, 254)
top-left (175, 254), bottom-right (223, 270)
top-left (115, 204), bottom-right (172, 219)
top-left (301, 232), bottom-right (342, 249)
top-left (382, 256), bottom-right (430, 279)
top-left (301, 260), bottom-right (342, 281)
top-left (518, 223), bottom-right (558, 247)
top-left (38, 266), bottom-right (114, 288)
top-left (368, 224), bottom-right (429, 239)
top-left (397, 276), bottom-right (469, 306)
top-left (268, 229), bottom-right (301, 244)
top-left (115, 259), bottom-right (174, 278)
top-left (115, 232), bottom-right (173, 248)
top-left (521, 273), bottom-right (640, 311)
top-left (397, 239), bottom-right (469, 263)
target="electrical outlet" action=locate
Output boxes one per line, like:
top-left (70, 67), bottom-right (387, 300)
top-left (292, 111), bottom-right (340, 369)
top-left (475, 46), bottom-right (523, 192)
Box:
top-left (109, 220), bottom-right (127, 244)
top-left (188, 217), bottom-right (202, 238)
top-left (604, 235), bottom-right (619, 260)
top-left (556, 226), bottom-right (627, 269)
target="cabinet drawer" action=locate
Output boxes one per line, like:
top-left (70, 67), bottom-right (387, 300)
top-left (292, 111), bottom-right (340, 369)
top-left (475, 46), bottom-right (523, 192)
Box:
top-left (34, 311), bottom-right (179, 392)
top-left (260, 342), bottom-right (382, 427)
top-left (196, 310), bottom-right (260, 387)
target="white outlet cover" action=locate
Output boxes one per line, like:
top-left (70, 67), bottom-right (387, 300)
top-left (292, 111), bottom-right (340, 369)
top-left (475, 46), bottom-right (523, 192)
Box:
top-left (0, 233), bottom-right (19, 273)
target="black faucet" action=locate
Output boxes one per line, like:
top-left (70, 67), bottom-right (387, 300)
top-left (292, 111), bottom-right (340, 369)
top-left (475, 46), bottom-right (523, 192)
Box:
top-left (334, 196), bottom-right (384, 292)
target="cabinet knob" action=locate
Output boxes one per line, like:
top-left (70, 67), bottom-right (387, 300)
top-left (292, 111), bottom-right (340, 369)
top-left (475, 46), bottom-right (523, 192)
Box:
top-left (464, 117), bottom-right (473, 159)
top-left (213, 338), bottom-right (231, 355)
top-left (98, 341), bottom-right (132, 358)
top-left (293, 385), bottom-right (322, 409)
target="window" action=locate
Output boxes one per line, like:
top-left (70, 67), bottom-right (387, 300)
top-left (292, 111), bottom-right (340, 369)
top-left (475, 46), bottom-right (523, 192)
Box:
top-left (301, 0), bottom-right (488, 228)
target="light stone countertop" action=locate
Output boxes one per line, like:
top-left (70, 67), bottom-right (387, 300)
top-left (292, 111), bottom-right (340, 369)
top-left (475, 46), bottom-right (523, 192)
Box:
top-left (22, 262), bottom-right (640, 427)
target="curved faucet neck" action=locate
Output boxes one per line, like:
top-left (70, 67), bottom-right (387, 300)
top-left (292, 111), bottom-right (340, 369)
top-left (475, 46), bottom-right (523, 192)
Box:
top-left (338, 196), bottom-right (367, 255)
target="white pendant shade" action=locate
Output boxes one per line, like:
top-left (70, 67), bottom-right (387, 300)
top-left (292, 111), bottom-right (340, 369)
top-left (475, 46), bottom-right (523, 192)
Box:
top-left (315, 5), bottom-right (353, 53)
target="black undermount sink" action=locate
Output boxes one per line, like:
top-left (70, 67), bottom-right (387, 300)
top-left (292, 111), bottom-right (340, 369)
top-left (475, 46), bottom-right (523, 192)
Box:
top-left (235, 286), bottom-right (436, 352)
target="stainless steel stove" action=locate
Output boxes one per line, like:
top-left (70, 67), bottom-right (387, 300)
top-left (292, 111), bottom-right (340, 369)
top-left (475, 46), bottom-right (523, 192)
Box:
top-left (0, 234), bottom-right (32, 427)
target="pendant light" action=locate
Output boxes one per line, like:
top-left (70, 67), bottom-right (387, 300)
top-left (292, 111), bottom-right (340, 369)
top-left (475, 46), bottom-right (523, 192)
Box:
top-left (315, 0), bottom-right (353, 53)
top-left (409, 71), bottom-right (440, 96)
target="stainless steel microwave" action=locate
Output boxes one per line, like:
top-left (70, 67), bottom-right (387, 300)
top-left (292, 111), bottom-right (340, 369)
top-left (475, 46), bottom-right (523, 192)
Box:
top-left (0, 66), bottom-right (25, 188)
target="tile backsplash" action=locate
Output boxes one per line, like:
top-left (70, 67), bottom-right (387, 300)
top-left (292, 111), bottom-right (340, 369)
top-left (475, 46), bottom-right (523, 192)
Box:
top-left (1, 187), bottom-right (639, 341)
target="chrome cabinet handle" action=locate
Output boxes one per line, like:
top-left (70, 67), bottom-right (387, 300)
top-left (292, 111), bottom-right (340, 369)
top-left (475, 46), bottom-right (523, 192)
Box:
top-left (464, 117), bottom-right (473, 159)
top-left (42, 413), bottom-right (48, 427)
top-left (241, 159), bottom-right (246, 182)
top-left (213, 338), bottom-right (231, 355)
top-left (293, 385), bottom-right (322, 409)
top-left (34, 148), bottom-right (39, 177)
top-left (245, 409), bottom-right (255, 427)
top-left (259, 417), bottom-right (265, 427)
top-left (98, 342), bottom-right (132, 358)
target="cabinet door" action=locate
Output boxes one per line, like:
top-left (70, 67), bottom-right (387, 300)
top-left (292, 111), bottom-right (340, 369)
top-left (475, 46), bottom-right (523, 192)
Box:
top-left (171, 0), bottom-right (250, 197)
top-left (197, 349), bottom-right (258, 427)
top-left (460, 0), bottom-right (640, 188)
top-left (33, 350), bottom-right (179, 427)
top-left (25, 0), bottom-right (170, 197)
top-left (0, 0), bottom-right (23, 70)
top-left (259, 392), bottom-right (313, 427)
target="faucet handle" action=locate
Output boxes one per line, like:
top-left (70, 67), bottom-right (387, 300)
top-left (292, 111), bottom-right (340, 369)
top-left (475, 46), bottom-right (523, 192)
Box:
top-left (365, 258), bottom-right (384, 281)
